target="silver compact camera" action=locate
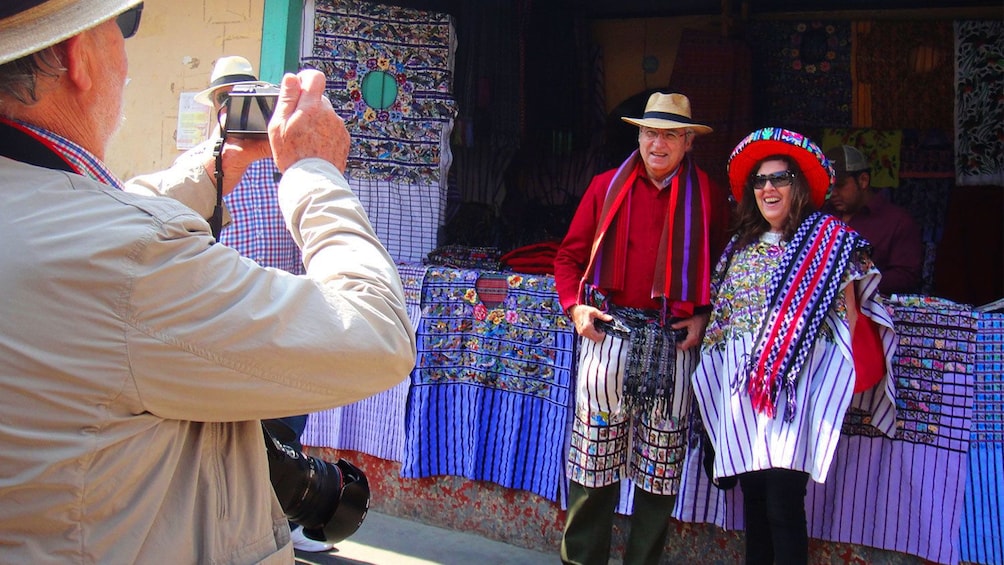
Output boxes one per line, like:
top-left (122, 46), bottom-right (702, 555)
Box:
top-left (223, 83), bottom-right (279, 137)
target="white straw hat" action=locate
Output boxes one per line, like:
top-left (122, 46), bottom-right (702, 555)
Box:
top-left (620, 92), bottom-right (713, 134)
top-left (0, 0), bottom-right (142, 66)
top-left (193, 56), bottom-right (268, 107)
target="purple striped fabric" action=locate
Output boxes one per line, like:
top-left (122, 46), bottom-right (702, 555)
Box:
top-left (675, 301), bottom-right (978, 565)
top-left (301, 264), bottom-right (428, 461)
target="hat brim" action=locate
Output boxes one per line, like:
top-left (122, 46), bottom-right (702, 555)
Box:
top-left (728, 138), bottom-right (832, 208)
top-left (193, 80), bottom-right (270, 107)
top-left (621, 116), bottom-right (713, 135)
top-left (0, 0), bottom-right (143, 66)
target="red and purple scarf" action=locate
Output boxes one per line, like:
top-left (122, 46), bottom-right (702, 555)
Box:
top-left (580, 151), bottom-right (713, 315)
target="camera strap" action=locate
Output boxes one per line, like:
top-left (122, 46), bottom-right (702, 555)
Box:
top-left (210, 137), bottom-right (225, 239)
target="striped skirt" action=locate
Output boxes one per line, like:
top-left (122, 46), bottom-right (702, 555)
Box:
top-left (567, 331), bottom-right (698, 496)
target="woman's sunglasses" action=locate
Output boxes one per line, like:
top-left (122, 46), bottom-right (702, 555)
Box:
top-left (752, 170), bottom-right (796, 190)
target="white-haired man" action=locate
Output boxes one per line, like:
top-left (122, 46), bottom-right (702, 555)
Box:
top-left (554, 92), bottom-right (732, 565)
top-left (0, 1), bottom-right (416, 563)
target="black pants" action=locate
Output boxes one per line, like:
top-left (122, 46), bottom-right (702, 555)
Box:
top-left (739, 468), bottom-right (810, 565)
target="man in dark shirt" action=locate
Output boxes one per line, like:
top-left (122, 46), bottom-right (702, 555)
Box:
top-left (823, 144), bottom-right (923, 295)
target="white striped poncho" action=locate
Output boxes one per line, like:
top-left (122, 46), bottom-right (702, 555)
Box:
top-left (692, 234), bottom-right (897, 484)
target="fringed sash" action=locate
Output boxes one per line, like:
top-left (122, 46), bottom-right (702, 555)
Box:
top-left (579, 151), bottom-right (713, 314)
top-left (597, 305), bottom-right (685, 417)
top-left (743, 212), bottom-right (869, 421)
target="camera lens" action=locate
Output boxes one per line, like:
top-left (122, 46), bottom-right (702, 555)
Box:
top-left (262, 422), bottom-right (370, 544)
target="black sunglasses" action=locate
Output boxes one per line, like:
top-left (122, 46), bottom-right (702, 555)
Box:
top-left (116, 3), bottom-right (144, 39)
top-left (753, 170), bottom-right (796, 190)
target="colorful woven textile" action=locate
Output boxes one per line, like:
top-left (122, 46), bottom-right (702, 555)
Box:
top-left (821, 128), bottom-right (903, 189)
top-left (959, 313), bottom-right (1004, 564)
top-left (676, 299), bottom-right (978, 565)
top-left (301, 264), bottom-right (429, 461)
top-left (425, 244), bottom-right (502, 271)
top-left (304, 0), bottom-right (457, 185)
top-left (954, 20), bottom-right (1004, 187)
top-left (748, 20), bottom-right (852, 128)
top-left (401, 267), bottom-right (574, 501)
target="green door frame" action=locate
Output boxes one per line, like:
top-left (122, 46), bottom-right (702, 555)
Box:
top-left (260, 0), bottom-right (302, 83)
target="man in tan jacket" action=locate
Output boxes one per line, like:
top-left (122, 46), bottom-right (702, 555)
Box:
top-left (0, 1), bottom-right (416, 563)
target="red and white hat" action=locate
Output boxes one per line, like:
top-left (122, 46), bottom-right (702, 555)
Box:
top-left (727, 127), bottom-right (834, 208)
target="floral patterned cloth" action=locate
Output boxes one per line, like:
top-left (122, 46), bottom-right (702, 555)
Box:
top-left (821, 128), bottom-right (903, 189)
top-left (748, 20), bottom-right (852, 128)
top-left (955, 20), bottom-right (1004, 186)
top-left (304, 0), bottom-right (457, 185)
top-left (401, 267), bottom-right (574, 501)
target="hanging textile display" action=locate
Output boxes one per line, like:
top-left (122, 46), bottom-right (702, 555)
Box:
top-left (675, 298), bottom-right (979, 565)
top-left (748, 20), bottom-right (852, 128)
top-left (954, 20), bottom-right (1004, 187)
top-left (401, 267), bottom-right (575, 502)
top-left (302, 263), bottom-right (429, 461)
top-left (855, 21), bottom-right (954, 132)
top-left (301, 0), bottom-right (457, 263)
top-left (821, 128), bottom-right (903, 189)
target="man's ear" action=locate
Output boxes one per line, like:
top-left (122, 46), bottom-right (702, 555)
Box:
top-left (858, 171), bottom-right (871, 190)
top-left (59, 34), bottom-right (93, 92)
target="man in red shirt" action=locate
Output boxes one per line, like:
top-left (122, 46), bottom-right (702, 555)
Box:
top-left (823, 144), bottom-right (923, 295)
top-left (554, 92), bottom-right (731, 565)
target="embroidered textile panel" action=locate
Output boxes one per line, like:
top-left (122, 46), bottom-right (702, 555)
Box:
top-left (674, 301), bottom-right (978, 565)
top-left (959, 313), bottom-right (1004, 564)
top-left (301, 264), bottom-right (429, 461)
top-left (955, 20), bottom-right (1004, 187)
top-left (748, 20), bottom-right (852, 128)
top-left (401, 267), bottom-right (574, 501)
top-left (304, 0), bottom-right (457, 185)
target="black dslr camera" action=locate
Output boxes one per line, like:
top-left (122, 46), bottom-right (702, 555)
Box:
top-left (222, 83), bottom-right (279, 138)
top-left (262, 420), bottom-right (370, 544)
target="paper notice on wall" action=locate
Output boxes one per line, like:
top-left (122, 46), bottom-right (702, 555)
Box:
top-left (176, 92), bottom-right (211, 150)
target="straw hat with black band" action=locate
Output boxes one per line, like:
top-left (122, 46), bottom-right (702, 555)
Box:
top-left (194, 56), bottom-right (271, 107)
top-left (621, 92), bottom-right (714, 135)
top-left (0, 0), bottom-right (143, 66)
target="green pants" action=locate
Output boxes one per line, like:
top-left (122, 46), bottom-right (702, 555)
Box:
top-left (560, 481), bottom-right (676, 565)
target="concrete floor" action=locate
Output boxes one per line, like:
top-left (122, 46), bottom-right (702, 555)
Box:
top-left (293, 510), bottom-right (564, 565)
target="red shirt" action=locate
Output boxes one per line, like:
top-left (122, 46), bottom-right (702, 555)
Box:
top-left (554, 160), bottom-right (731, 314)
top-left (822, 192), bottom-right (923, 295)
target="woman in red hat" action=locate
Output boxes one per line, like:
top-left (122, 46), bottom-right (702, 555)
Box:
top-left (691, 128), bottom-right (898, 565)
